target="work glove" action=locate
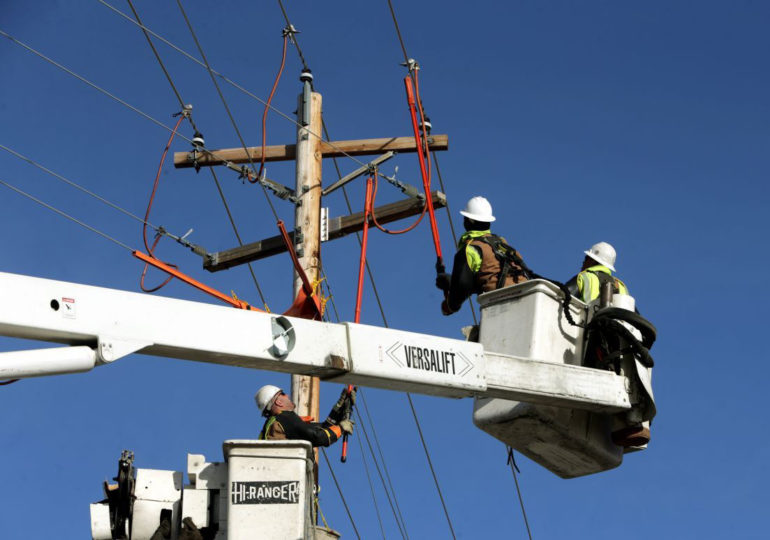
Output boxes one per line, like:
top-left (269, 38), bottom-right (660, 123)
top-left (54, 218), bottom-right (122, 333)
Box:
top-left (435, 272), bottom-right (451, 292)
top-left (339, 418), bottom-right (355, 435)
top-left (441, 298), bottom-right (455, 316)
top-left (178, 518), bottom-right (203, 540)
top-left (328, 387), bottom-right (354, 424)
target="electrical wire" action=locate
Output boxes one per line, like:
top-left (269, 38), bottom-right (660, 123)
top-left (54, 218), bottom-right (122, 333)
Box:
top-left (0, 143), bottom-right (160, 232)
top-left (386, 0), bottom-right (411, 68)
top-left (139, 114), bottom-right (185, 293)
top-left (355, 407), bottom-right (409, 540)
top-left (256, 32), bottom-right (289, 182)
top-left (173, 0), bottom-right (280, 220)
top-left (208, 167), bottom-right (269, 308)
top-left (276, 0), bottom-right (310, 72)
top-left (0, 177), bottom-right (134, 252)
top-left (124, 0), bottom-right (199, 133)
top-left (507, 446), bottom-right (533, 540)
top-left (96, 0), bottom-right (389, 173)
top-left (0, 379), bottom-right (20, 386)
top-left (359, 390), bottom-right (409, 537)
top-left (118, 1), bottom-right (269, 307)
top-left (354, 420), bottom-right (388, 539)
top-left (405, 393), bottom-right (457, 540)
top-left (321, 448), bottom-right (363, 540)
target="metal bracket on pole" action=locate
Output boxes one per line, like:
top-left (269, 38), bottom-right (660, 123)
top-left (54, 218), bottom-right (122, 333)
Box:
top-left (322, 151), bottom-right (396, 196)
top-left (320, 207), bottom-right (329, 242)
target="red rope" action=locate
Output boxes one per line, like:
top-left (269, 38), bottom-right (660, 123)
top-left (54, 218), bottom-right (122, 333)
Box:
top-left (251, 33), bottom-right (289, 183)
top-left (139, 114), bottom-right (184, 292)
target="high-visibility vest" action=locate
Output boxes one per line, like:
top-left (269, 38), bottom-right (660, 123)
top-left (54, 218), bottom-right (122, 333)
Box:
top-left (577, 265), bottom-right (628, 303)
top-left (458, 230), bottom-right (528, 293)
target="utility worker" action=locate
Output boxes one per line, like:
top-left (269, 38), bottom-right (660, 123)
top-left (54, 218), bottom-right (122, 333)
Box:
top-left (435, 196), bottom-right (530, 315)
top-left (255, 385), bottom-right (355, 447)
top-left (568, 242), bottom-right (650, 447)
top-left (567, 241), bottom-right (628, 303)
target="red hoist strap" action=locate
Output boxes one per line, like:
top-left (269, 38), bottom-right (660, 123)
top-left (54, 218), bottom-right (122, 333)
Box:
top-left (404, 74), bottom-right (444, 270)
top-left (276, 220), bottom-right (324, 320)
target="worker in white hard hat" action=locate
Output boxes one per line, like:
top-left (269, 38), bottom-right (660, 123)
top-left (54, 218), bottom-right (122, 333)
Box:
top-left (568, 243), bottom-right (652, 448)
top-left (255, 384), bottom-right (355, 446)
top-left (435, 196), bottom-right (530, 315)
top-left (567, 241), bottom-right (628, 303)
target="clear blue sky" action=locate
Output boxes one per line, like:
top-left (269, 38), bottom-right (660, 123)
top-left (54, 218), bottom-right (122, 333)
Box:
top-left (1, 1), bottom-right (768, 538)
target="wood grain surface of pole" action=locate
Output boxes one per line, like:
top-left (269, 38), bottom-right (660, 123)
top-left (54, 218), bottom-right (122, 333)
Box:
top-left (291, 90), bottom-right (322, 431)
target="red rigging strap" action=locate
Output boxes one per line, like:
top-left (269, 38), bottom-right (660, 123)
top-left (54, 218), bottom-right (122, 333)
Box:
top-left (404, 74), bottom-right (444, 272)
top-left (133, 250), bottom-right (260, 311)
top-left (276, 220), bottom-right (324, 320)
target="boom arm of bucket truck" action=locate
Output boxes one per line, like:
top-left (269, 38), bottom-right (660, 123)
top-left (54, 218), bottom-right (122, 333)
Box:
top-left (0, 270), bottom-right (631, 413)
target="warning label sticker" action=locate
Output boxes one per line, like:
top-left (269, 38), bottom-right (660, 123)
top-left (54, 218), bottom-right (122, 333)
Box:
top-left (62, 297), bottom-right (76, 319)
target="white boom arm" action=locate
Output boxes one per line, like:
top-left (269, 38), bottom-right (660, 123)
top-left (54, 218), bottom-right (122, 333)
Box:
top-left (0, 271), bottom-right (630, 412)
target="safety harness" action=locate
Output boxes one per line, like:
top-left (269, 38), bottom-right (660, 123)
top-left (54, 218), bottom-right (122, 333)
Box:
top-left (469, 234), bottom-right (533, 289)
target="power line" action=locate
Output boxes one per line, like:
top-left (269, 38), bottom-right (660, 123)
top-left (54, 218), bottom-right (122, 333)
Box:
top-left (173, 0), bottom-right (280, 220)
top-left (359, 390), bottom-right (410, 537)
top-left (276, 0), bottom-right (309, 72)
top-left (208, 167), bottom-right (269, 308)
top-left (0, 177), bottom-right (134, 252)
top-left (95, 0), bottom-right (380, 172)
top-left (405, 393), bottom-right (457, 539)
top-left (385, 0), bottom-right (411, 67)
top-left (355, 406), bottom-right (409, 539)
top-left (354, 417), bottom-right (388, 539)
top-left (119, 0), bottom-right (269, 308)
top-left (0, 143), bottom-right (158, 231)
top-left (507, 447), bottom-right (533, 540)
top-left (321, 448), bottom-right (363, 540)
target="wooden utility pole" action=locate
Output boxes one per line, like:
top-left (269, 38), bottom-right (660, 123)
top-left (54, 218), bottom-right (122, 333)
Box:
top-left (292, 72), bottom-right (322, 428)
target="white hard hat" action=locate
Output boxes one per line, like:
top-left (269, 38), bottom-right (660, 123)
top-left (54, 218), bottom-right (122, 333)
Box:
top-left (584, 242), bottom-right (617, 272)
top-left (459, 196), bottom-right (495, 222)
top-left (254, 384), bottom-right (282, 414)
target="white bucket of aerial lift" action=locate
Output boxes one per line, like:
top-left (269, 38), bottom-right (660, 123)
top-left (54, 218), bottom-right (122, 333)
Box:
top-left (473, 279), bottom-right (624, 478)
top-left (477, 279), bottom-right (587, 365)
top-left (224, 440), bottom-right (315, 540)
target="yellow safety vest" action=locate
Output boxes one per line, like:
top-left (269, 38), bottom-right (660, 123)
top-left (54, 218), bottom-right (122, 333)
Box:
top-left (576, 265), bottom-right (628, 303)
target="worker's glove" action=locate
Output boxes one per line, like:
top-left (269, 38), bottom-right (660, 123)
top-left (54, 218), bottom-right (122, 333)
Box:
top-left (328, 387), bottom-right (353, 424)
top-left (178, 517), bottom-right (203, 540)
top-left (339, 418), bottom-right (355, 435)
top-left (435, 273), bottom-right (451, 292)
top-left (441, 298), bottom-right (456, 316)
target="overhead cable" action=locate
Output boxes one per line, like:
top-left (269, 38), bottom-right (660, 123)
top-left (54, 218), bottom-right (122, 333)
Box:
top-left (0, 177), bottom-right (134, 252)
top-left (173, 0), bottom-right (280, 220)
top-left (354, 414), bottom-right (388, 539)
top-left (0, 143), bottom-right (159, 232)
top-left (321, 448), bottom-right (363, 540)
top-left (507, 446), bottom-right (533, 540)
top-left (95, 0), bottom-right (382, 171)
top-left (276, 0), bottom-right (310, 72)
top-left (124, 0), bottom-right (199, 133)
top-left (119, 0), bottom-right (268, 306)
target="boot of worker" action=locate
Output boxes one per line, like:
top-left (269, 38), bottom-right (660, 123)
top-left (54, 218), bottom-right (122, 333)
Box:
top-left (611, 423), bottom-right (651, 447)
